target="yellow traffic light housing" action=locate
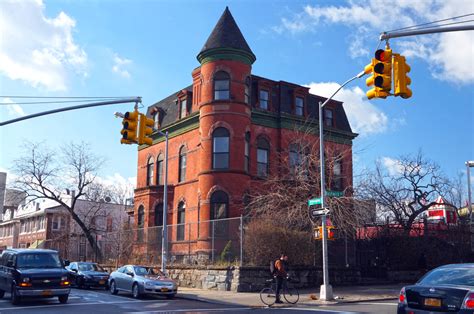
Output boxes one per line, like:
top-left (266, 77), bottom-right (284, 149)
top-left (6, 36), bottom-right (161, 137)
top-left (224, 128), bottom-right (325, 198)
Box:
top-left (120, 110), bottom-right (139, 144)
top-left (393, 53), bottom-right (412, 99)
top-left (365, 47), bottom-right (392, 99)
top-left (138, 113), bottom-right (154, 146)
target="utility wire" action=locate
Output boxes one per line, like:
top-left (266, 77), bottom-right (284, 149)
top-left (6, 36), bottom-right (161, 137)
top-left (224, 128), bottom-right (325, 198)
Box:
top-left (387, 13), bottom-right (474, 33)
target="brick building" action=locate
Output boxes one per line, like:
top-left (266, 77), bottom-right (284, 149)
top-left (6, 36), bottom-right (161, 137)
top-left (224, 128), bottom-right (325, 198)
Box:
top-left (134, 8), bottom-right (357, 262)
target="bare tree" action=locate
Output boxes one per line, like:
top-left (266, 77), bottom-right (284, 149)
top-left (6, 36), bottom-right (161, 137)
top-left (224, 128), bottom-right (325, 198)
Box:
top-left (358, 151), bottom-right (452, 233)
top-left (247, 127), bottom-right (371, 234)
top-left (12, 141), bottom-right (108, 260)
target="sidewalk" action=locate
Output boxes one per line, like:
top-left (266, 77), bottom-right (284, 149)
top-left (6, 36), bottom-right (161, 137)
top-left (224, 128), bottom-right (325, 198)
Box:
top-left (176, 284), bottom-right (403, 308)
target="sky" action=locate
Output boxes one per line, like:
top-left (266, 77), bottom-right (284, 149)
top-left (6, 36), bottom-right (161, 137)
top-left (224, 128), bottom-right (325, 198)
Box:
top-left (0, 0), bottom-right (473, 198)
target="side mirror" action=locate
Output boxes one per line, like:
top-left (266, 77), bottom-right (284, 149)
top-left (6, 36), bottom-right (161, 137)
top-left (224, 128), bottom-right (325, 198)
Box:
top-left (126, 271), bottom-right (134, 277)
top-left (64, 260), bottom-right (70, 266)
top-left (6, 261), bottom-right (13, 268)
top-left (72, 269), bottom-right (78, 273)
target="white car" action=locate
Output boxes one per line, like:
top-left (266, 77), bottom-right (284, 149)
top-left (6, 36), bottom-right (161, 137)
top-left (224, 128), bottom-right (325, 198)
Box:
top-left (108, 265), bottom-right (177, 299)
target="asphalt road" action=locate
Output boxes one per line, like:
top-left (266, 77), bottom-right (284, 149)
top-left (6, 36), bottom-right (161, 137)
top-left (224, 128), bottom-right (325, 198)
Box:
top-left (0, 288), bottom-right (398, 314)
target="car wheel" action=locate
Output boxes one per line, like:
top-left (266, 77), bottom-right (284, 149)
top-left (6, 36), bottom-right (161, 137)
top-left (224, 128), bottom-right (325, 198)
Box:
top-left (0, 289), bottom-right (4, 298)
top-left (132, 283), bottom-right (141, 299)
top-left (109, 280), bottom-right (118, 295)
top-left (11, 285), bottom-right (21, 305)
top-left (166, 294), bottom-right (175, 299)
top-left (58, 294), bottom-right (69, 304)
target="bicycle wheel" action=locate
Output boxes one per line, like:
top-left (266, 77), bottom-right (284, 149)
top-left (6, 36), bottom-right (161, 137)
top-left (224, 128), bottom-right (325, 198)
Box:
top-left (283, 287), bottom-right (299, 304)
top-left (260, 287), bottom-right (276, 306)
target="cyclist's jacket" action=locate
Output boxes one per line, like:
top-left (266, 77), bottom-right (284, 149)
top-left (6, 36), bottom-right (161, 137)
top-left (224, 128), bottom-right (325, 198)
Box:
top-left (274, 259), bottom-right (287, 277)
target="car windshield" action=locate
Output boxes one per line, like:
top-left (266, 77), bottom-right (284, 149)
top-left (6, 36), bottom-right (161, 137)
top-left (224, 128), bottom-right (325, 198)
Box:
top-left (16, 253), bottom-right (62, 269)
top-left (419, 267), bottom-right (474, 286)
top-left (133, 266), bottom-right (164, 276)
top-left (78, 263), bottom-right (104, 272)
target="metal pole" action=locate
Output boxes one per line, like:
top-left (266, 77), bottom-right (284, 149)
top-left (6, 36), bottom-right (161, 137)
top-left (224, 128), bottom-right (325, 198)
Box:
top-left (380, 25), bottom-right (474, 41)
top-left (467, 161), bottom-right (474, 224)
top-left (161, 131), bottom-right (169, 274)
top-left (211, 221), bottom-right (215, 262)
top-left (240, 215), bottom-right (243, 267)
top-left (316, 72), bottom-right (365, 300)
top-left (0, 97), bottom-right (141, 126)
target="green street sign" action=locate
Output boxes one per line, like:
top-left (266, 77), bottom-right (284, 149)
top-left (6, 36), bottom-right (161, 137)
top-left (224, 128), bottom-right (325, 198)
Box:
top-left (326, 190), bottom-right (343, 197)
top-left (308, 198), bottom-right (322, 206)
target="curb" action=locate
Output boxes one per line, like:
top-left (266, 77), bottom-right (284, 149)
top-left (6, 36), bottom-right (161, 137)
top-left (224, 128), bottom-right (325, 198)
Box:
top-left (337, 297), bottom-right (398, 304)
top-left (176, 293), bottom-right (237, 306)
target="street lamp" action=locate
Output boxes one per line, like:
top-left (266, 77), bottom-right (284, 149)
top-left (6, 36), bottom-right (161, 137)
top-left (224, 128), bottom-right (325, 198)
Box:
top-left (318, 70), bottom-right (365, 301)
top-left (467, 161), bottom-right (474, 225)
top-left (157, 130), bottom-right (169, 274)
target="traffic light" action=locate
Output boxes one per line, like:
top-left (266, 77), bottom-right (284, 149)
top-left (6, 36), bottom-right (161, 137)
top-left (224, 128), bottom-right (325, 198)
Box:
top-left (327, 226), bottom-right (337, 240)
top-left (364, 48), bottom-right (392, 99)
top-left (138, 113), bottom-right (154, 146)
top-left (120, 110), bottom-right (139, 144)
top-left (314, 227), bottom-right (323, 240)
top-left (314, 226), bottom-right (337, 240)
top-left (393, 53), bottom-right (412, 99)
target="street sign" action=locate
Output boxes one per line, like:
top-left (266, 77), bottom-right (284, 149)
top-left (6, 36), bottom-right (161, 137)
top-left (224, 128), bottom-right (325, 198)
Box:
top-left (308, 198), bottom-right (322, 206)
top-left (310, 208), bottom-right (330, 218)
top-left (326, 190), bottom-right (343, 197)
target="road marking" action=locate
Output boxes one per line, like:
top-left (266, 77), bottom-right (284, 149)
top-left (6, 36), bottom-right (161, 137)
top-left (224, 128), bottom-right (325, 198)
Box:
top-left (126, 307), bottom-right (253, 313)
top-left (353, 302), bottom-right (398, 306)
top-left (0, 299), bottom-right (164, 311)
top-left (277, 308), bottom-right (359, 314)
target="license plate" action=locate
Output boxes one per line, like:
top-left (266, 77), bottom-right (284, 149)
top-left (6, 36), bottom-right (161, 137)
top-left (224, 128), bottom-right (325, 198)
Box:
top-left (99, 280), bottom-right (105, 285)
top-left (424, 298), bottom-right (441, 307)
top-left (42, 290), bottom-right (52, 296)
top-left (161, 288), bottom-right (169, 292)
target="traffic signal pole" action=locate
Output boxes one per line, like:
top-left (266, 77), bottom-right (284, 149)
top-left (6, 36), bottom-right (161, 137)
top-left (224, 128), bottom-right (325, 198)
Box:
top-left (318, 70), bottom-right (365, 300)
top-left (0, 97), bottom-right (142, 126)
top-left (380, 24), bottom-right (474, 41)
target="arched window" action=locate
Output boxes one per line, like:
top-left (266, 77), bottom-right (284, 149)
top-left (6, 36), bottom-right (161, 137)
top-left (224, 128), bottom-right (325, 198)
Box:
top-left (211, 191), bottom-right (229, 237)
top-left (154, 203), bottom-right (163, 227)
top-left (244, 132), bottom-right (250, 172)
top-left (178, 146), bottom-right (187, 182)
top-left (214, 71), bottom-right (230, 100)
top-left (137, 205), bottom-right (145, 228)
top-left (146, 157), bottom-right (154, 186)
top-left (257, 137), bottom-right (270, 178)
top-left (212, 128), bottom-right (230, 169)
top-left (156, 154), bottom-right (164, 185)
top-left (177, 202), bottom-right (185, 241)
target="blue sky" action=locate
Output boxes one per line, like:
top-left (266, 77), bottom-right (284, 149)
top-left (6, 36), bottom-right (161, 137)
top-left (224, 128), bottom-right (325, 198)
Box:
top-left (1, 0), bottom-right (473, 196)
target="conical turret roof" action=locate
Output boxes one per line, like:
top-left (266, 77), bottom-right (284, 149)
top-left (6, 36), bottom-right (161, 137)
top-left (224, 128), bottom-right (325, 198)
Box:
top-left (197, 7), bottom-right (256, 65)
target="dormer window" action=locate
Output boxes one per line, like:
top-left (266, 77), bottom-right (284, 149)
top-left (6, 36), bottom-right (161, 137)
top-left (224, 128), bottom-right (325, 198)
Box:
top-left (324, 108), bottom-right (334, 127)
top-left (295, 97), bottom-right (304, 116)
top-left (180, 99), bottom-right (187, 119)
top-left (153, 111), bottom-right (160, 130)
top-left (259, 90), bottom-right (269, 110)
top-left (214, 71), bottom-right (230, 100)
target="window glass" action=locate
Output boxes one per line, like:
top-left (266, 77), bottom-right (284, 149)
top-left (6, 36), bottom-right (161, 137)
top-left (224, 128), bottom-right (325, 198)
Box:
top-left (153, 112), bottom-right (159, 129)
top-left (157, 155), bottom-right (163, 185)
top-left (244, 132), bottom-right (250, 172)
top-left (180, 99), bottom-right (187, 118)
top-left (211, 191), bottom-right (229, 237)
top-left (78, 263), bottom-right (104, 272)
top-left (134, 266), bottom-right (149, 276)
top-left (295, 97), bottom-right (304, 116)
top-left (147, 157), bottom-right (154, 186)
top-left (154, 203), bottom-right (163, 227)
top-left (257, 137), bottom-right (270, 178)
top-left (244, 77), bottom-right (250, 104)
top-left (177, 202), bottom-right (185, 241)
top-left (179, 147), bottom-right (187, 182)
top-left (259, 90), bottom-right (269, 110)
top-left (17, 253), bottom-right (62, 268)
top-left (212, 128), bottom-right (230, 169)
top-left (324, 108), bottom-right (333, 127)
top-left (214, 71), bottom-right (230, 100)
top-left (419, 268), bottom-right (474, 286)
top-left (137, 206), bottom-right (145, 228)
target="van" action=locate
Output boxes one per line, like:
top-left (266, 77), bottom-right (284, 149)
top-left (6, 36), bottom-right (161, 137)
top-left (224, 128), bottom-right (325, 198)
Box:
top-left (0, 249), bottom-right (71, 305)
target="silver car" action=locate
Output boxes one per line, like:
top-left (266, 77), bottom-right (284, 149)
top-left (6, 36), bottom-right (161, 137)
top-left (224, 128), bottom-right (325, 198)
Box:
top-left (108, 265), bottom-right (177, 299)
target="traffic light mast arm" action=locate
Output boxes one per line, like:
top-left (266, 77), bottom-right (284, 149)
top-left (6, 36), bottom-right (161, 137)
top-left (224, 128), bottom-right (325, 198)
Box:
top-left (380, 24), bottom-right (474, 41)
top-left (320, 71), bottom-right (366, 109)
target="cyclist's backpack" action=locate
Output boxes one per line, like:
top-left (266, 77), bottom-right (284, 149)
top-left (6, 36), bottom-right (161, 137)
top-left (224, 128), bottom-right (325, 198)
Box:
top-left (269, 260), bottom-right (276, 275)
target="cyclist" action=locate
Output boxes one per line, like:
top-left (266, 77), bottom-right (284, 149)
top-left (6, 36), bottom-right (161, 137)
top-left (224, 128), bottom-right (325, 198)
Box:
top-left (274, 253), bottom-right (289, 304)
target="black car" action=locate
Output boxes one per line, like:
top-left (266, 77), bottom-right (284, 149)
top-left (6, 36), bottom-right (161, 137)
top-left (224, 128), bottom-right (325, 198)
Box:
top-left (398, 263), bottom-right (474, 313)
top-left (66, 262), bottom-right (109, 289)
top-left (0, 249), bottom-right (71, 305)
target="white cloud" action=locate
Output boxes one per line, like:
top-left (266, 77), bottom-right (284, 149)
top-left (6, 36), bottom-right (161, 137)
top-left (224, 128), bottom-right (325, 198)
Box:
top-left (112, 54), bottom-right (132, 78)
top-left (381, 157), bottom-right (404, 176)
top-left (306, 82), bottom-right (388, 135)
top-left (276, 0), bottom-right (474, 84)
top-left (0, 0), bottom-right (87, 91)
top-left (95, 172), bottom-right (136, 200)
top-left (2, 98), bottom-right (26, 117)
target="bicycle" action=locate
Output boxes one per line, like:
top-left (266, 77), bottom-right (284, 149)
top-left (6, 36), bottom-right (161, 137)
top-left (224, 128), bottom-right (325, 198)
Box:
top-left (259, 276), bottom-right (299, 306)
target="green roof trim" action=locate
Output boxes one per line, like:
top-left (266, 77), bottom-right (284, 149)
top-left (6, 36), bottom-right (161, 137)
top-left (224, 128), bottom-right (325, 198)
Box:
top-left (197, 47), bottom-right (256, 65)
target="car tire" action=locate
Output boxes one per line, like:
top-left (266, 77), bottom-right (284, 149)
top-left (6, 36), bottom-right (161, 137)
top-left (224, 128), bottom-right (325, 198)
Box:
top-left (0, 289), bottom-right (4, 298)
top-left (58, 294), bottom-right (69, 304)
top-left (11, 285), bottom-right (21, 305)
top-left (166, 294), bottom-right (175, 299)
top-left (109, 280), bottom-right (118, 295)
top-left (132, 283), bottom-right (141, 299)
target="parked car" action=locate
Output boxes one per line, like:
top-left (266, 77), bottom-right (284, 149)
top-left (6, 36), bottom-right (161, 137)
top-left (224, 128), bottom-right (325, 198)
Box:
top-left (398, 263), bottom-right (474, 313)
top-left (108, 265), bottom-right (177, 299)
top-left (0, 249), bottom-right (71, 305)
top-left (66, 262), bottom-right (109, 289)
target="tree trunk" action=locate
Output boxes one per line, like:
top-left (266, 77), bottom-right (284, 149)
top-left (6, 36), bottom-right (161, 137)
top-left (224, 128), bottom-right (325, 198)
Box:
top-left (68, 208), bottom-right (103, 262)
